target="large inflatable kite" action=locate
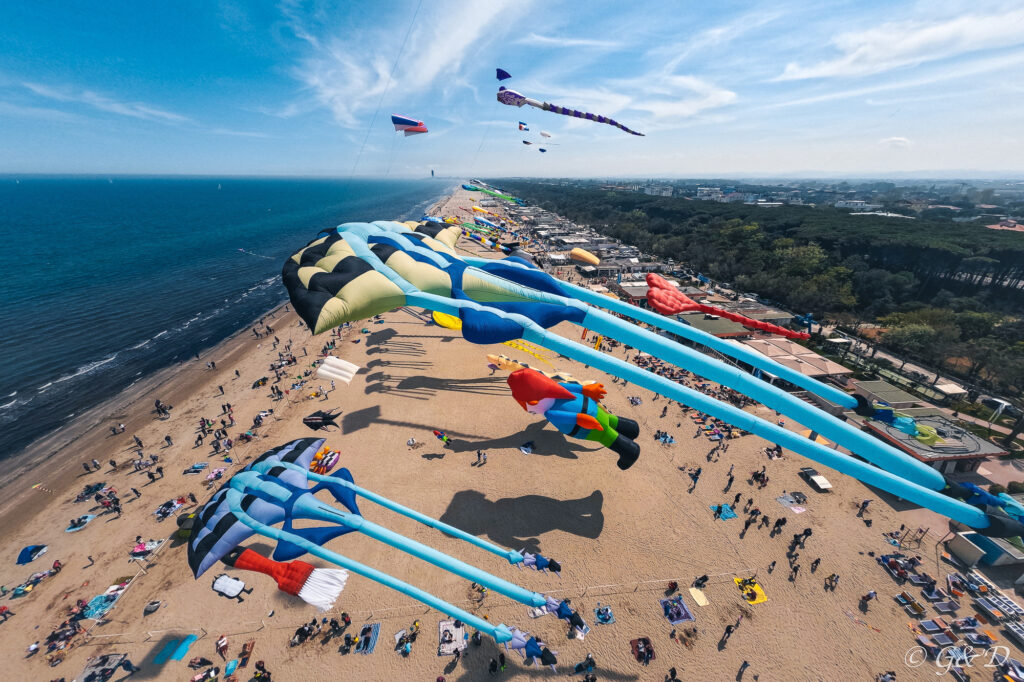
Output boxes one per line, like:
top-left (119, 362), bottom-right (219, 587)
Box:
top-left (646, 274), bottom-right (809, 340)
top-left (279, 219), bottom-right (1024, 538)
top-left (507, 368), bottom-right (640, 469)
top-left (497, 87), bottom-right (644, 136)
top-left (390, 114), bottom-right (428, 136)
top-left (188, 438), bottom-right (547, 642)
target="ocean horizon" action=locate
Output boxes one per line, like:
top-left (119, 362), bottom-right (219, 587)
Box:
top-left (0, 176), bottom-right (452, 461)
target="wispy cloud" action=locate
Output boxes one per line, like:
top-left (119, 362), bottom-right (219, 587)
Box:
top-left (515, 33), bottom-right (619, 49)
top-left (22, 82), bottom-right (191, 123)
top-left (208, 127), bottom-right (270, 138)
top-left (764, 49), bottom-right (1024, 109)
top-left (777, 8), bottom-right (1024, 80)
top-left (285, 0), bottom-right (524, 127)
top-left (0, 101), bottom-right (81, 122)
top-left (879, 136), bottom-right (911, 148)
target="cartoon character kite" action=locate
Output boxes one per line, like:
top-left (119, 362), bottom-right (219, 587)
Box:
top-left (507, 368), bottom-right (640, 470)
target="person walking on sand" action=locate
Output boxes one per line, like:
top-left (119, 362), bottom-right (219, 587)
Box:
top-left (858, 499), bottom-right (871, 517)
top-left (90, 458), bottom-right (100, 471)
top-left (219, 385), bottom-right (224, 395)
top-left (134, 435), bottom-right (143, 448)
top-left (82, 462), bottom-right (91, 474)
top-left (164, 435), bottom-right (173, 447)
top-left (131, 488), bottom-right (141, 498)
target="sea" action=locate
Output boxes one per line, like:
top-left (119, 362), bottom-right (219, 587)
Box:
top-left (0, 177), bottom-right (451, 461)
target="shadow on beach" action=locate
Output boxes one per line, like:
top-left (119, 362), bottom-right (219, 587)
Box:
top-left (439, 490), bottom-right (604, 554)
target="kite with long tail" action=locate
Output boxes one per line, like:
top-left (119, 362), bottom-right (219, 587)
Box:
top-left (189, 437), bottom-right (548, 643)
top-left (280, 219), bottom-right (1024, 539)
top-left (497, 87), bottom-right (644, 136)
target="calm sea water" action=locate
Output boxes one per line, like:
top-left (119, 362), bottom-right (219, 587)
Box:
top-left (0, 177), bottom-right (450, 459)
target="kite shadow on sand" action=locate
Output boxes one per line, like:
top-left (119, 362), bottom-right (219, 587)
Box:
top-left (439, 490), bottom-right (604, 554)
top-left (365, 372), bottom-right (507, 400)
top-left (447, 421), bottom-right (597, 460)
top-left (340, 405), bottom-right (478, 439)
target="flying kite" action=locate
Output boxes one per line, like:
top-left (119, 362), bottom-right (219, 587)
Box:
top-left (303, 409), bottom-right (342, 432)
top-left (522, 140), bottom-right (533, 145)
top-left (539, 149), bottom-right (547, 152)
top-left (461, 183), bottom-right (521, 203)
top-left (646, 274), bottom-right (809, 340)
top-left (497, 87), bottom-right (644, 136)
top-left (540, 131), bottom-right (552, 138)
top-left (569, 248), bottom-right (599, 266)
top-left (279, 219), bottom-right (1024, 538)
top-left (391, 114), bottom-right (428, 136)
top-left (518, 121), bottom-right (529, 131)
top-left (507, 368), bottom-right (640, 469)
top-left (188, 438), bottom-right (548, 642)
top-left (497, 68), bottom-right (512, 81)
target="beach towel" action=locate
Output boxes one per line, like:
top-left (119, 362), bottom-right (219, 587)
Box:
top-left (170, 634), bottom-right (199, 661)
top-left (689, 588), bottom-right (709, 607)
top-left (659, 595), bottom-right (694, 624)
top-left (66, 515), bottom-right (95, 532)
top-left (225, 660), bottom-right (238, 676)
top-left (152, 638), bottom-right (180, 665)
top-left (154, 500), bottom-right (183, 521)
top-left (83, 593), bottom-right (120, 619)
top-left (710, 504), bottom-right (737, 520)
top-left (437, 619), bottom-right (467, 656)
top-left (735, 577), bottom-right (768, 605)
top-left (776, 494), bottom-right (797, 508)
top-left (356, 623), bottom-right (380, 655)
top-left (594, 604), bottom-right (616, 625)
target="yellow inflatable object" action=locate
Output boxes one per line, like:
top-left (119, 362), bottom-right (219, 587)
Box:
top-left (734, 578), bottom-right (768, 604)
top-left (486, 353), bottom-right (593, 385)
top-left (570, 247), bottom-right (600, 266)
top-left (432, 311), bottom-right (463, 330)
top-left (502, 339), bottom-right (553, 365)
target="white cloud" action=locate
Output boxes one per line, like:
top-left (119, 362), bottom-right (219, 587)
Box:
top-left (763, 50), bottom-right (1024, 110)
top-left (777, 9), bottom-right (1024, 80)
top-left (515, 33), bottom-right (620, 49)
top-left (22, 82), bottom-right (191, 123)
top-left (879, 136), bottom-right (911, 148)
top-left (286, 0), bottom-right (523, 127)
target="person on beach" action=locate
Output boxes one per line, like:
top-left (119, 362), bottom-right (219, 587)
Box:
top-left (134, 435), bottom-right (143, 448)
top-left (91, 458), bottom-right (101, 471)
top-left (82, 462), bottom-right (91, 474)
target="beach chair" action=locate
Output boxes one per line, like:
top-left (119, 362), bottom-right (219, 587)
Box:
top-left (934, 600), bottom-right (960, 614)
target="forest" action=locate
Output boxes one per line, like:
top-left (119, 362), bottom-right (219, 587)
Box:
top-left (498, 181), bottom-right (1024, 400)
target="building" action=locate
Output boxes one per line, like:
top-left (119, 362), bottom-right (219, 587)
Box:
top-left (836, 200), bottom-right (883, 211)
top-left (852, 380), bottom-right (918, 409)
top-left (738, 338), bottom-right (853, 379)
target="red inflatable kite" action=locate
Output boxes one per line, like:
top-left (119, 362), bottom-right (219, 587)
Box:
top-left (645, 274), bottom-right (809, 340)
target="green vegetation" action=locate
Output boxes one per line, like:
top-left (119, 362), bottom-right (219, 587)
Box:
top-left (500, 181), bottom-right (1024, 399)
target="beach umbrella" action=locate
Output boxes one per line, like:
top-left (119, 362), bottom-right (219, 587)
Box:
top-left (16, 544), bottom-right (47, 565)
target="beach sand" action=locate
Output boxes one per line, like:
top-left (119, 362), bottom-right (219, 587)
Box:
top-left (0, 188), bottom-right (990, 681)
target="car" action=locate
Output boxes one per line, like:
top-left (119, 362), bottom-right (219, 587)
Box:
top-left (799, 467), bottom-right (833, 493)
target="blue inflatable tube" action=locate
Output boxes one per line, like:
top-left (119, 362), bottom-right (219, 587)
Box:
top-left (564, 281), bottom-right (857, 409)
top-left (523, 326), bottom-right (990, 529)
top-left (579, 306), bottom-right (946, 489)
top-left (225, 489), bottom-right (514, 643)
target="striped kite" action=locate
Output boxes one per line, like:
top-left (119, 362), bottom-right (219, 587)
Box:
top-left (497, 87), bottom-right (644, 136)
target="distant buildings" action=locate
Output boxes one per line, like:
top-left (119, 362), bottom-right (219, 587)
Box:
top-left (835, 200), bottom-right (883, 211)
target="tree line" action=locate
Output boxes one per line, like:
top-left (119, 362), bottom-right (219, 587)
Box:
top-left (498, 181), bottom-right (1024, 400)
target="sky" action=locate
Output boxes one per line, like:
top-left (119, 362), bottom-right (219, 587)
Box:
top-left (1, 0), bottom-right (1023, 178)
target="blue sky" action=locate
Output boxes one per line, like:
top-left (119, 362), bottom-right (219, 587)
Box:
top-left (2, 0), bottom-right (1023, 177)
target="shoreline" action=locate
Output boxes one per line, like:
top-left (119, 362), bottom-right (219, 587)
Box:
top-left (0, 189), bottom-right (453, 521)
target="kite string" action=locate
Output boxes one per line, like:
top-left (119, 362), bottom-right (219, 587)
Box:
top-left (346, 0), bottom-right (424, 180)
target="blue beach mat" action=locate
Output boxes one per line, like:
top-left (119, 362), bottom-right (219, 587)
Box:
top-left (709, 504), bottom-right (737, 520)
top-left (356, 623), bottom-right (381, 655)
top-left (152, 639), bottom-right (180, 666)
top-left (170, 634), bottom-right (198, 661)
top-left (594, 603), bottom-right (616, 625)
top-left (66, 515), bottom-right (96, 532)
top-left (660, 595), bottom-right (695, 625)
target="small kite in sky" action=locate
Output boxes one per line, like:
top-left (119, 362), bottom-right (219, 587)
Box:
top-left (391, 114), bottom-right (428, 136)
top-left (497, 68), bottom-right (512, 81)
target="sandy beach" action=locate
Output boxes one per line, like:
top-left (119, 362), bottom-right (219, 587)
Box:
top-left (0, 187), bottom-right (1003, 682)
